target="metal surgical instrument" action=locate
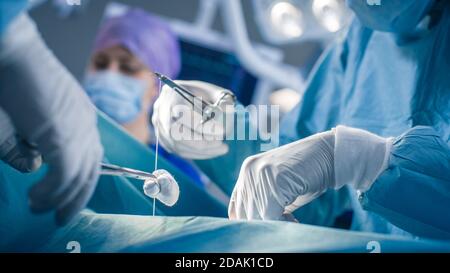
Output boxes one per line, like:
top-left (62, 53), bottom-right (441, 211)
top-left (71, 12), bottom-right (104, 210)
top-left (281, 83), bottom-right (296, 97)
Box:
top-left (154, 72), bottom-right (236, 123)
top-left (101, 163), bottom-right (157, 182)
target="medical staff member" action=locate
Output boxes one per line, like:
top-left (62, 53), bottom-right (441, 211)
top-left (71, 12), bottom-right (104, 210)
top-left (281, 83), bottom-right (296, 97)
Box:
top-left (83, 8), bottom-right (206, 188)
top-left (0, 1), bottom-right (103, 225)
top-left (153, 0), bottom-right (450, 239)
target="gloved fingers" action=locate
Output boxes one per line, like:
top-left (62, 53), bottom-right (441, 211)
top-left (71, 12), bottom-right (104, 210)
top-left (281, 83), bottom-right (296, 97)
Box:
top-left (34, 147), bottom-right (98, 212)
top-left (55, 144), bottom-right (101, 225)
top-left (155, 84), bottom-right (230, 138)
top-left (228, 200), bottom-right (237, 219)
top-left (154, 95), bottom-right (229, 156)
top-left (280, 213), bottom-right (299, 223)
top-left (56, 141), bottom-right (102, 212)
top-left (252, 188), bottom-right (284, 221)
top-left (232, 182), bottom-right (249, 220)
top-left (231, 154), bottom-right (289, 221)
top-left (55, 176), bottom-right (97, 225)
top-left (51, 174), bottom-right (89, 213)
top-left (229, 161), bottom-right (251, 220)
top-left (239, 159), bottom-right (264, 220)
top-left (0, 109), bottom-right (42, 172)
top-left (256, 171), bottom-right (287, 221)
top-left (28, 132), bottom-right (97, 211)
top-left (174, 110), bottom-right (226, 138)
top-left (28, 160), bottom-right (79, 213)
top-left (159, 81), bottom-right (224, 111)
top-left (174, 81), bottom-right (232, 103)
top-left (7, 152), bottom-right (42, 173)
top-left (156, 120), bottom-right (229, 159)
top-left (13, 139), bottom-right (42, 171)
top-left (246, 199), bottom-right (263, 220)
top-left (163, 103), bottom-right (226, 138)
top-left (228, 188), bottom-right (238, 219)
top-left (162, 116), bottom-right (225, 141)
top-left (1, 137), bottom-right (42, 173)
top-left (158, 85), bottom-right (188, 107)
top-left (234, 191), bottom-right (248, 220)
top-left (28, 165), bottom-right (82, 213)
top-left (172, 140), bottom-right (228, 159)
top-left (284, 191), bottom-right (325, 215)
top-left (230, 171), bottom-right (275, 221)
top-left (195, 119), bottom-right (227, 138)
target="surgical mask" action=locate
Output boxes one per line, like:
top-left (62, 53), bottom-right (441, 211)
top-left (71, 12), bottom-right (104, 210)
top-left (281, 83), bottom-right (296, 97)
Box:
top-left (84, 71), bottom-right (148, 124)
top-left (346, 0), bottom-right (435, 33)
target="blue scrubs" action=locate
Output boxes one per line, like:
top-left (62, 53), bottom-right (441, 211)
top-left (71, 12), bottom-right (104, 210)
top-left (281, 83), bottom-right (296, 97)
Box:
top-left (281, 1), bottom-right (450, 238)
top-left (196, 3), bottom-right (450, 238)
top-left (360, 126), bottom-right (450, 239)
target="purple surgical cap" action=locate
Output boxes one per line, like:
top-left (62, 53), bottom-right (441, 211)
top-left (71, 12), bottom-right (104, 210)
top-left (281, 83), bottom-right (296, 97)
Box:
top-left (93, 8), bottom-right (181, 79)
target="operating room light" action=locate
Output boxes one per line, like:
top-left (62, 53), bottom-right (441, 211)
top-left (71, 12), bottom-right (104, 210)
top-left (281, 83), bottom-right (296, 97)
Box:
top-left (312, 0), bottom-right (347, 33)
top-left (269, 88), bottom-right (301, 113)
top-left (269, 1), bottom-right (304, 38)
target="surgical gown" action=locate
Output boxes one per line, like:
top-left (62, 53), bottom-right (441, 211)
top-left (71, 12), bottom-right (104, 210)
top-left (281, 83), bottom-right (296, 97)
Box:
top-left (196, 4), bottom-right (450, 239)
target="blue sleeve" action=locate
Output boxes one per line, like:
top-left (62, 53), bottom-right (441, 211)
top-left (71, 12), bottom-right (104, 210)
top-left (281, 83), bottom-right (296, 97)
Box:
top-left (361, 126), bottom-right (450, 240)
top-left (286, 24), bottom-right (360, 227)
top-left (0, 0), bottom-right (28, 36)
top-left (280, 21), bottom-right (362, 144)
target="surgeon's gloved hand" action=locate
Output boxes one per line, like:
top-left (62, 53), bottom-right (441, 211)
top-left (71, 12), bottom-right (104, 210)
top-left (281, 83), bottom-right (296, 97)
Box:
top-left (0, 108), bottom-right (42, 173)
top-left (228, 126), bottom-right (394, 221)
top-left (0, 14), bottom-right (103, 225)
top-left (152, 80), bottom-right (235, 159)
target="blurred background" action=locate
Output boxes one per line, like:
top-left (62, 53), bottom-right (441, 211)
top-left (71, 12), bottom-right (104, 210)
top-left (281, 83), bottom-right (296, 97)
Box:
top-left (30, 0), bottom-right (352, 113)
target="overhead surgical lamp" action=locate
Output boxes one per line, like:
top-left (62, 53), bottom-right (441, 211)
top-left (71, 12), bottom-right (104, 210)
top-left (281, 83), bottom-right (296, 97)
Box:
top-left (253, 0), bottom-right (306, 44)
top-left (312, 0), bottom-right (351, 33)
top-left (253, 0), bottom-right (352, 45)
top-left (269, 1), bottom-right (305, 39)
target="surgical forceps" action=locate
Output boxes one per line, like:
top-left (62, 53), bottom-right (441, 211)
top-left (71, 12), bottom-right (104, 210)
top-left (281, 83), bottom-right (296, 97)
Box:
top-left (101, 163), bottom-right (157, 183)
top-left (154, 72), bottom-right (236, 123)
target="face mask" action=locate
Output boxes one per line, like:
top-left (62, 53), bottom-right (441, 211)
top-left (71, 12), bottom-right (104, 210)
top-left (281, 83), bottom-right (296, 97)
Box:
top-left (84, 71), bottom-right (148, 124)
top-left (346, 0), bottom-right (435, 33)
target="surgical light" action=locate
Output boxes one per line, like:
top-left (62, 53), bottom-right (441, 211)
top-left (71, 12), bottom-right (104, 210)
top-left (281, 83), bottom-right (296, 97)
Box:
top-left (269, 1), bottom-right (304, 38)
top-left (269, 88), bottom-right (301, 113)
top-left (312, 0), bottom-right (349, 33)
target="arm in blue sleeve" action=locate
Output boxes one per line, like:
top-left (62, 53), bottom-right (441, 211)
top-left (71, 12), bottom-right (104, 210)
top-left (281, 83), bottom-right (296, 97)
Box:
top-left (360, 126), bottom-right (450, 240)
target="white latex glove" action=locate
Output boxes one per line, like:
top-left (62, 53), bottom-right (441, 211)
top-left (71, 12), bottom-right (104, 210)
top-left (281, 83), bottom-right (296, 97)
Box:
top-left (0, 14), bottom-right (103, 225)
top-left (228, 126), bottom-right (393, 221)
top-left (152, 80), bottom-right (235, 159)
top-left (0, 107), bottom-right (42, 173)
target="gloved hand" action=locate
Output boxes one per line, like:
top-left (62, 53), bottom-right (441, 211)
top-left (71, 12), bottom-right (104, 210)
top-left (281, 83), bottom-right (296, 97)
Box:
top-left (152, 80), bottom-right (235, 159)
top-left (228, 126), bottom-right (394, 221)
top-left (0, 14), bottom-right (103, 225)
top-left (0, 108), bottom-right (42, 173)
